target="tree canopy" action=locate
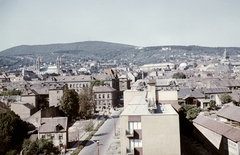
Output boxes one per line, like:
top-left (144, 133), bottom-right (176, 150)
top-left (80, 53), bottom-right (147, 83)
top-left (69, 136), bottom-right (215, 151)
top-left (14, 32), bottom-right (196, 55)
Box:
top-left (22, 138), bottom-right (59, 155)
top-left (90, 79), bottom-right (109, 88)
top-left (179, 104), bottom-right (201, 121)
top-left (172, 72), bottom-right (186, 79)
top-left (0, 89), bottom-right (22, 96)
top-left (220, 93), bottom-right (232, 104)
top-left (209, 100), bottom-right (216, 110)
top-left (59, 89), bottom-right (79, 118)
top-left (79, 87), bottom-right (94, 119)
top-left (0, 110), bottom-right (28, 155)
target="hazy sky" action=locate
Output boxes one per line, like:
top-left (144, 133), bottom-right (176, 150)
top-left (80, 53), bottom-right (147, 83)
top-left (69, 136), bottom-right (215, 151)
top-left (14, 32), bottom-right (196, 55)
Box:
top-left (0, 0), bottom-right (240, 51)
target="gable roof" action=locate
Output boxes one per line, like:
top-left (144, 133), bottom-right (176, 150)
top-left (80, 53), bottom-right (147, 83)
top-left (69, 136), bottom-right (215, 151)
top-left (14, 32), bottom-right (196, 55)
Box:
top-left (178, 88), bottom-right (205, 99)
top-left (197, 88), bottom-right (231, 94)
top-left (39, 117), bottom-right (68, 133)
top-left (193, 115), bottom-right (240, 142)
top-left (217, 105), bottom-right (240, 122)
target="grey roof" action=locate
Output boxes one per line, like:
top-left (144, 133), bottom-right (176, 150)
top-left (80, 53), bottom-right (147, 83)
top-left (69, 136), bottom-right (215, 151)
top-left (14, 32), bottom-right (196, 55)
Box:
top-left (39, 117), bottom-right (68, 133)
top-left (217, 105), bottom-right (240, 122)
top-left (93, 86), bottom-right (117, 93)
top-left (197, 87), bottom-right (231, 94)
top-left (193, 115), bottom-right (240, 142)
top-left (178, 88), bottom-right (205, 99)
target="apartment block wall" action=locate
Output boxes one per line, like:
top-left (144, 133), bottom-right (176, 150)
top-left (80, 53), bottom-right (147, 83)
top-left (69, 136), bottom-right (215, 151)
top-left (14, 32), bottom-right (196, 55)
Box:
top-left (120, 114), bottom-right (181, 155)
top-left (142, 114), bottom-right (180, 155)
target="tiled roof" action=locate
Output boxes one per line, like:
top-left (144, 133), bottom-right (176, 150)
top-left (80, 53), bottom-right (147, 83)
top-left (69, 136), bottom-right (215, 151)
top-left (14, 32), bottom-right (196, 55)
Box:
top-left (193, 115), bottom-right (240, 142)
top-left (197, 87), bottom-right (231, 94)
top-left (217, 105), bottom-right (240, 122)
top-left (39, 117), bottom-right (68, 133)
top-left (178, 88), bottom-right (205, 99)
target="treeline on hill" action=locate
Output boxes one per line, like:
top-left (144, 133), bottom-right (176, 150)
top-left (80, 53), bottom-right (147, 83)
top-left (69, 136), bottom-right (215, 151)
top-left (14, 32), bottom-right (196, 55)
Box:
top-left (1, 41), bottom-right (240, 71)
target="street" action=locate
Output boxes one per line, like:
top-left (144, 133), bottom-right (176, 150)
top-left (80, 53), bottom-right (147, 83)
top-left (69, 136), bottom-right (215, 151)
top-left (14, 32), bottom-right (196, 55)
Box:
top-left (78, 111), bottom-right (120, 155)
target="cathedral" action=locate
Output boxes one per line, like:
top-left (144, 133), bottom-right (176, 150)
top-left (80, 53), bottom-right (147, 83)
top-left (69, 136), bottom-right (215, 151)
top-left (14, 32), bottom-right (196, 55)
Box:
top-left (36, 57), bottom-right (62, 75)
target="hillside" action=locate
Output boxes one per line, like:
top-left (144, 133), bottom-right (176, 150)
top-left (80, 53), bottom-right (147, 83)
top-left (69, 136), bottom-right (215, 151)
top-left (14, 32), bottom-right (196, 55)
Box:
top-left (0, 41), bottom-right (240, 71)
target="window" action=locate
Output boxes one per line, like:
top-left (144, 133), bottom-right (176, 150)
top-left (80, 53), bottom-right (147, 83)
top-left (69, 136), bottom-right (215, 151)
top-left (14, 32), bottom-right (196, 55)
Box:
top-left (103, 94), bottom-right (105, 98)
top-left (107, 94), bottom-right (110, 98)
top-left (129, 121), bottom-right (141, 133)
top-left (130, 139), bottom-right (142, 148)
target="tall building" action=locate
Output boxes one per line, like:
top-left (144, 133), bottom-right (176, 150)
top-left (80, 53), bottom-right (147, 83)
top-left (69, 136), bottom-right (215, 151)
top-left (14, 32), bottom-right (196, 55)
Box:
top-left (120, 79), bottom-right (181, 155)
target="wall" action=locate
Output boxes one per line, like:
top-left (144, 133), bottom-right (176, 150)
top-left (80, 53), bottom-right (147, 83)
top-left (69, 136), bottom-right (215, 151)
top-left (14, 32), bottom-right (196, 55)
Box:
top-left (157, 91), bottom-right (178, 101)
top-left (49, 89), bottom-right (63, 107)
top-left (141, 114), bottom-right (181, 155)
top-left (21, 95), bottom-right (37, 108)
top-left (120, 115), bottom-right (130, 155)
top-left (123, 90), bottom-right (146, 107)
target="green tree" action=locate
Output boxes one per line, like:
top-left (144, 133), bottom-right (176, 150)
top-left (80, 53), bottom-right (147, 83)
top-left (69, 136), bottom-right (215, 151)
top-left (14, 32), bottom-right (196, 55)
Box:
top-left (59, 89), bottom-right (79, 119)
top-left (186, 107), bottom-right (201, 121)
top-left (0, 110), bottom-right (28, 155)
top-left (22, 138), bottom-right (59, 155)
top-left (90, 79), bottom-right (109, 88)
top-left (0, 89), bottom-right (22, 96)
top-left (172, 72), bottom-right (186, 79)
top-left (180, 104), bottom-right (201, 121)
top-left (220, 93), bottom-right (232, 104)
top-left (209, 100), bottom-right (216, 110)
top-left (79, 87), bottom-right (94, 119)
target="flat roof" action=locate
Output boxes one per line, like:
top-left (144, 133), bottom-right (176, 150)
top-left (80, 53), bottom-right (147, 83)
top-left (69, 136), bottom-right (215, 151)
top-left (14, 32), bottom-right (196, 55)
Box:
top-left (121, 96), bottom-right (177, 116)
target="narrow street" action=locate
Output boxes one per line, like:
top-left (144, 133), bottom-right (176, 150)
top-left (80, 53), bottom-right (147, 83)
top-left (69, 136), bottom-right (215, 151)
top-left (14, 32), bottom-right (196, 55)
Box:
top-left (78, 110), bottom-right (120, 155)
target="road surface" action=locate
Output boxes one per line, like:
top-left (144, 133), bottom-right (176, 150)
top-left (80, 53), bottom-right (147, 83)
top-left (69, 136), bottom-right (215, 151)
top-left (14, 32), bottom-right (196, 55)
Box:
top-left (78, 111), bottom-right (120, 155)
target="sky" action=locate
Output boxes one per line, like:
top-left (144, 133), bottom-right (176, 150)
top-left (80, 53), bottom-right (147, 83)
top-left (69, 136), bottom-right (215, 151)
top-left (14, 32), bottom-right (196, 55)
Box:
top-left (0, 0), bottom-right (240, 51)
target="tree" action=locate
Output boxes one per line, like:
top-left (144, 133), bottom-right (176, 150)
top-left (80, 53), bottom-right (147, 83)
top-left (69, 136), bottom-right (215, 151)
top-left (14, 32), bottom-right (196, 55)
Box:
top-left (172, 72), bottom-right (186, 79)
top-left (79, 87), bottom-right (94, 119)
top-left (59, 89), bottom-right (79, 119)
top-left (0, 89), bottom-right (22, 96)
top-left (209, 100), bottom-right (216, 110)
top-left (0, 110), bottom-right (28, 155)
top-left (22, 138), bottom-right (59, 155)
top-left (90, 79), bottom-right (109, 88)
top-left (220, 93), bottom-right (232, 104)
top-left (180, 104), bottom-right (201, 121)
top-left (186, 107), bottom-right (201, 121)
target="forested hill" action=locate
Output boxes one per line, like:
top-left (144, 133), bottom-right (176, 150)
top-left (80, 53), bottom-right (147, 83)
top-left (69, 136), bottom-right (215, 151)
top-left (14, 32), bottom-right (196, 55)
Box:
top-left (0, 41), bottom-right (240, 71)
top-left (0, 41), bottom-right (135, 56)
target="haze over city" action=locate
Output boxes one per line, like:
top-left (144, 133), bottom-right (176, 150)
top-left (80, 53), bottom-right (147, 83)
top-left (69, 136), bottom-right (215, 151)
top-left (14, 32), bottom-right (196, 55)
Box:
top-left (1, 0), bottom-right (240, 51)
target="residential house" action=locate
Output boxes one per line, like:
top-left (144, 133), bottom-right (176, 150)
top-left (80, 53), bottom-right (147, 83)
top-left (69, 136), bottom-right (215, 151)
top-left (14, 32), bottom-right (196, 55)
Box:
top-left (38, 117), bottom-right (68, 151)
top-left (193, 105), bottom-right (240, 155)
top-left (11, 101), bottom-right (36, 119)
top-left (93, 86), bottom-right (118, 113)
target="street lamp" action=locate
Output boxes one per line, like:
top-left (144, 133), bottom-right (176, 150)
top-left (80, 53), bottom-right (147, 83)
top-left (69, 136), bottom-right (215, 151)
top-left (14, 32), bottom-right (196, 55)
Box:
top-left (96, 140), bottom-right (100, 155)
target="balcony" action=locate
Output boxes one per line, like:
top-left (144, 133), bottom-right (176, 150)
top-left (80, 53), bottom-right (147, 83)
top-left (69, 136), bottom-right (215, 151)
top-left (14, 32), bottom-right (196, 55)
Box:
top-left (126, 147), bottom-right (134, 155)
top-left (126, 129), bottom-right (142, 139)
top-left (125, 130), bottom-right (134, 137)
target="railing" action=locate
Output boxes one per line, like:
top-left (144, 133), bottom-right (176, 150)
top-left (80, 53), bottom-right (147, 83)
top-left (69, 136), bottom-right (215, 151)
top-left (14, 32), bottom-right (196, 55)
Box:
top-left (125, 130), bottom-right (134, 137)
top-left (126, 147), bottom-right (134, 154)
